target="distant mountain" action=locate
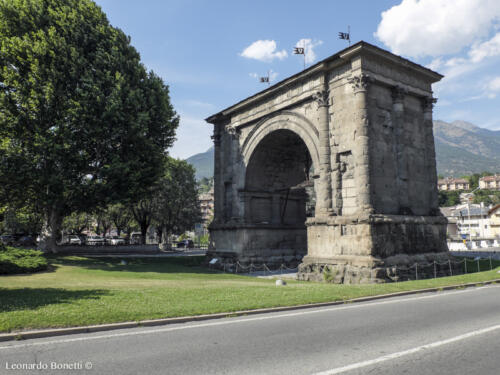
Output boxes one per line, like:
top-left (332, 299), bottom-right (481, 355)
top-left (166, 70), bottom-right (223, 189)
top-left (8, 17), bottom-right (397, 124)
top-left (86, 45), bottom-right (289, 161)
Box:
top-left (185, 146), bottom-right (214, 180)
top-left (433, 120), bottom-right (500, 176)
top-left (185, 121), bottom-right (500, 179)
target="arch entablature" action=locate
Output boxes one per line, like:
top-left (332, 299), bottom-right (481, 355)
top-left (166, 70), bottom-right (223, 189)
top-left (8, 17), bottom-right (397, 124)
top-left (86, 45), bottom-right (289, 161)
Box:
top-left (240, 111), bottom-right (320, 169)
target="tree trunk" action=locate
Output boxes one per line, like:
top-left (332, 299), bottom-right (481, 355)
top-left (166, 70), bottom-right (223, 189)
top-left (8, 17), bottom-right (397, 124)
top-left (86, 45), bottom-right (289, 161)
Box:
top-left (124, 228), bottom-right (131, 243)
top-left (156, 226), bottom-right (163, 244)
top-left (39, 208), bottom-right (62, 253)
top-left (140, 223), bottom-right (148, 245)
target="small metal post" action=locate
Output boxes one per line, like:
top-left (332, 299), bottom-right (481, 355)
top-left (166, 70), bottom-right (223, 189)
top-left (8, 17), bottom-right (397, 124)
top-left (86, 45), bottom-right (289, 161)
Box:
top-left (490, 256), bottom-right (493, 270)
top-left (449, 259), bottom-right (453, 276)
top-left (477, 258), bottom-right (480, 272)
top-left (433, 261), bottom-right (437, 279)
top-left (464, 258), bottom-right (467, 274)
top-left (415, 263), bottom-right (418, 280)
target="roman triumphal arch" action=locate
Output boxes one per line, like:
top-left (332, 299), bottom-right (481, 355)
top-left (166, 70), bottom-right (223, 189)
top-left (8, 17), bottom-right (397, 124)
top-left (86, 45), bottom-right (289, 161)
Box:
top-left (205, 41), bottom-right (450, 283)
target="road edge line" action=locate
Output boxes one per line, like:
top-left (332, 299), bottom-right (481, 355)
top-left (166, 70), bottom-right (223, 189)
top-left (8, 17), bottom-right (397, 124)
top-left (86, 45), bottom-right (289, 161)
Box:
top-left (1, 278), bottom-right (498, 342)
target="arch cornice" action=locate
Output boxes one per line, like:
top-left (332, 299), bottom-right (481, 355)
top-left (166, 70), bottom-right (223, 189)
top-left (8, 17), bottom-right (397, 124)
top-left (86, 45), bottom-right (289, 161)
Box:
top-left (241, 111), bottom-right (321, 169)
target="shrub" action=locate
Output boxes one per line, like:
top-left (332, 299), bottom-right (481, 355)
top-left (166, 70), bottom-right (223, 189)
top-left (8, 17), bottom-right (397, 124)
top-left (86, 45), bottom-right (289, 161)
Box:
top-left (0, 247), bottom-right (48, 275)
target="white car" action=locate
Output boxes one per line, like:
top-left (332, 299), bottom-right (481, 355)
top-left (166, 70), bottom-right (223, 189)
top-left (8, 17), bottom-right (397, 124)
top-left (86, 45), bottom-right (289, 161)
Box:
top-left (68, 235), bottom-right (82, 245)
top-left (107, 236), bottom-right (125, 245)
top-left (86, 235), bottom-right (105, 245)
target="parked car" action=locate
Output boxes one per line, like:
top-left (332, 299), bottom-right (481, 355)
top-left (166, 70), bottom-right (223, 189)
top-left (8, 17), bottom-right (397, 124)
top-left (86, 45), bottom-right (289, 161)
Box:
top-left (176, 239), bottom-right (194, 249)
top-left (67, 234), bottom-right (82, 245)
top-left (129, 233), bottom-right (142, 245)
top-left (15, 235), bottom-right (36, 247)
top-left (86, 235), bottom-right (106, 245)
top-left (107, 236), bottom-right (125, 245)
top-left (0, 234), bottom-right (16, 246)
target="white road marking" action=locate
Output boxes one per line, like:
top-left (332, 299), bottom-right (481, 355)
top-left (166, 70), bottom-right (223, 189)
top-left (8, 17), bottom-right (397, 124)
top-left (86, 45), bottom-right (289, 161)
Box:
top-left (311, 323), bottom-right (500, 375)
top-left (0, 285), bottom-right (498, 351)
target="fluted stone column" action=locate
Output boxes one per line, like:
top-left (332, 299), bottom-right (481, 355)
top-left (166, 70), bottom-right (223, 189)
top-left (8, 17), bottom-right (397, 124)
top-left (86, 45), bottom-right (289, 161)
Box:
top-left (332, 155), bottom-right (343, 215)
top-left (348, 74), bottom-right (373, 214)
top-left (423, 96), bottom-right (439, 213)
top-left (313, 88), bottom-right (333, 216)
top-left (392, 86), bottom-right (409, 213)
top-left (227, 126), bottom-right (242, 222)
top-left (212, 124), bottom-right (223, 223)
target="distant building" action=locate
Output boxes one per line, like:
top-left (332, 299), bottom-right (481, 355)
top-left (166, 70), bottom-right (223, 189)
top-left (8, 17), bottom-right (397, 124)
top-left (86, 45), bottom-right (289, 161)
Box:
top-left (489, 204), bottom-right (500, 238)
top-left (198, 187), bottom-right (214, 226)
top-left (437, 177), bottom-right (470, 191)
top-left (443, 203), bottom-right (500, 251)
top-left (439, 207), bottom-right (458, 236)
top-left (451, 203), bottom-right (491, 238)
top-left (479, 174), bottom-right (500, 190)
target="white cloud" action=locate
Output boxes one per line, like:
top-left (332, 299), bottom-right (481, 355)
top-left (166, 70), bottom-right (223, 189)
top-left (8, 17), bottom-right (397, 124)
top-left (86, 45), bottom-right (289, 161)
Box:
top-left (429, 32), bottom-right (500, 83)
top-left (240, 40), bottom-right (288, 62)
top-left (426, 58), bottom-right (443, 71)
top-left (469, 32), bottom-right (500, 63)
top-left (487, 76), bottom-right (500, 92)
top-left (480, 76), bottom-right (500, 98)
top-left (249, 72), bottom-right (259, 78)
top-left (294, 38), bottom-right (323, 64)
top-left (375, 0), bottom-right (500, 57)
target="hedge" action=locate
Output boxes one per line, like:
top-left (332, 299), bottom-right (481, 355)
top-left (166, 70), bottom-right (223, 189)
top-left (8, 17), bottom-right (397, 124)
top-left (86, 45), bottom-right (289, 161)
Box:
top-left (0, 246), bottom-right (48, 275)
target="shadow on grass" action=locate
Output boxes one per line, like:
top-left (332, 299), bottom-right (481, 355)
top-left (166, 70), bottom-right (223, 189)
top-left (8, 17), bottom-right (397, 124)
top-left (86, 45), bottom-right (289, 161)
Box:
top-left (0, 288), bottom-right (110, 312)
top-left (45, 255), bottom-right (219, 275)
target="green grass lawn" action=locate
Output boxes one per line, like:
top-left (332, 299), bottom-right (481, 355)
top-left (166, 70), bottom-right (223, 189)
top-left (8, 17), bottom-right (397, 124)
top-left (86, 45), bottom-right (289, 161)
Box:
top-left (0, 255), bottom-right (499, 333)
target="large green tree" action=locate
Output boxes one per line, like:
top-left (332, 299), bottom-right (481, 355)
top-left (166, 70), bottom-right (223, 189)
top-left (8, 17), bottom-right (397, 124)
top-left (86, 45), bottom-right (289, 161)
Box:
top-left (107, 203), bottom-right (134, 237)
top-left (153, 158), bottom-right (201, 246)
top-left (61, 212), bottom-right (91, 235)
top-left (130, 197), bottom-right (155, 245)
top-left (0, 0), bottom-right (178, 251)
top-left (0, 204), bottom-right (43, 235)
top-left (129, 158), bottom-right (201, 246)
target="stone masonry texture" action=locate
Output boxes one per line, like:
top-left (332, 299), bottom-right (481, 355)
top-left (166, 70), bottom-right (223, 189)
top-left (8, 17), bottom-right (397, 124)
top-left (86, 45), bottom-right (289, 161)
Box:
top-left (205, 41), bottom-right (449, 283)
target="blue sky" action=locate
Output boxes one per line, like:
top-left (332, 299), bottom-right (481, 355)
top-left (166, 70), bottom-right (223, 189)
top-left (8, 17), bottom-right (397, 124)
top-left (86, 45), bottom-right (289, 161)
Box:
top-left (95, 0), bottom-right (500, 159)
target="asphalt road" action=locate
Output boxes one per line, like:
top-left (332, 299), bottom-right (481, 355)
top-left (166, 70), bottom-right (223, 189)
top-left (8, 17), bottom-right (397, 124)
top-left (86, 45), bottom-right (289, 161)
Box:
top-left (1, 285), bottom-right (499, 375)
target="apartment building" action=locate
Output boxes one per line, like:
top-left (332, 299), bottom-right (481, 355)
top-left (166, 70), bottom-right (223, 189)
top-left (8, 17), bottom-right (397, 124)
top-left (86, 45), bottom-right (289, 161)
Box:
top-left (479, 174), bottom-right (500, 190)
top-left (437, 177), bottom-right (470, 191)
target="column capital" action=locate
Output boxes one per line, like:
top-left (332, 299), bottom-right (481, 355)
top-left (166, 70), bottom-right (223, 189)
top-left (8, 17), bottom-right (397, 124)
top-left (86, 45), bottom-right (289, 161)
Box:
top-left (348, 73), bottom-right (372, 93)
top-left (313, 90), bottom-right (330, 108)
top-left (227, 125), bottom-right (240, 139)
top-left (422, 96), bottom-right (438, 112)
top-left (211, 132), bottom-right (221, 145)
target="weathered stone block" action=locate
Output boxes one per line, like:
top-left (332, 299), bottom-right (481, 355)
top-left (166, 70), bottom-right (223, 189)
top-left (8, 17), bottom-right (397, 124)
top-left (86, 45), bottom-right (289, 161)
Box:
top-left (206, 41), bottom-right (446, 283)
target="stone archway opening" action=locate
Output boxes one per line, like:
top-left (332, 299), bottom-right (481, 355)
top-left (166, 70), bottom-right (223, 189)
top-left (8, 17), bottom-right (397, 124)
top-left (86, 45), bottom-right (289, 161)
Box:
top-left (245, 129), bottom-right (315, 225)
top-left (242, 129), bottom-right (315, 264)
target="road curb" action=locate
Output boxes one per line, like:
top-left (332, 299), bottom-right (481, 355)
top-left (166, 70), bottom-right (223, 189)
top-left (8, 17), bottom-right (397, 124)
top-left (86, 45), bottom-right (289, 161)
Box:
top-left (1, 278), bottom-right (498, 342)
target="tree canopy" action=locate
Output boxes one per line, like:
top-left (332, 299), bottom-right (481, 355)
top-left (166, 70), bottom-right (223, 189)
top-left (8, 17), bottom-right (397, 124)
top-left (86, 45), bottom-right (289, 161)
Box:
top-left (0, 0), bottom-right (178, 250)
top-left (153, 158), bottom-right (201, 243)
top-left (129, 158), bottom-right (201, 245)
